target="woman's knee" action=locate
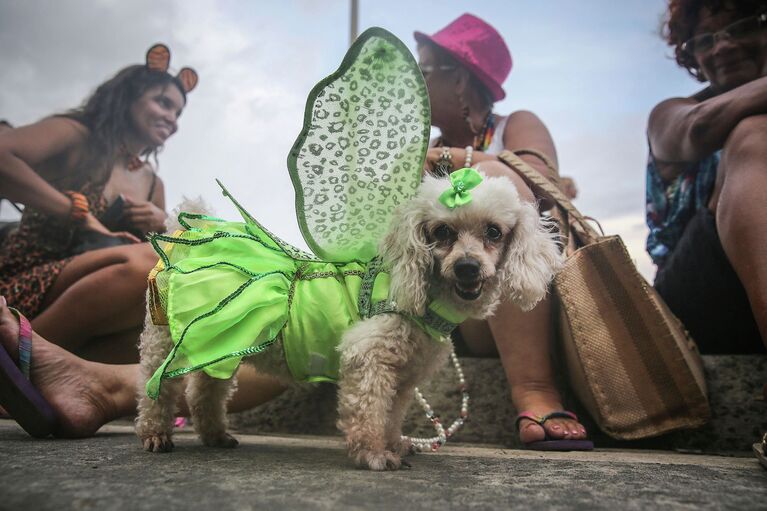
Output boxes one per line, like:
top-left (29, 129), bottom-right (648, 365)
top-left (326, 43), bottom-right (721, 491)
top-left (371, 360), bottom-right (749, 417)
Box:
top-left (714, 114), bottom-right (767, 199)
top-left (724, 114), bottom-right (767, 160)
top-left (476, 159), bottom-right (513, 178)
top-left (475, 160), bottom-right (535, 203)
top-left (117, 243), bottom-right (159, 281)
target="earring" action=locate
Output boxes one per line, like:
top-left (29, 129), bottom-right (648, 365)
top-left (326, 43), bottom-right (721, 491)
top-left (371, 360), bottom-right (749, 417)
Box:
top-left (459, 97), bottom-right (480, 135)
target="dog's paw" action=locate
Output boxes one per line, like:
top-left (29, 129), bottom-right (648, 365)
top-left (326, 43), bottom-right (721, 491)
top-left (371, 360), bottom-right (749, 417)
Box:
top-left (388, 438), bottom-right (416, 457)
top-left (142, 434), bottom-right (174, 453)
top-left (355, 449), bottom-right (404, 471)
top-left (201, 432), bottom-right (239, 448)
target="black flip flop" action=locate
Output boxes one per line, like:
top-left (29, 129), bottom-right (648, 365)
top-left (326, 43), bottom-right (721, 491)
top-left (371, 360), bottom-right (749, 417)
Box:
top-left (0, 308), bottom-right (57, 437)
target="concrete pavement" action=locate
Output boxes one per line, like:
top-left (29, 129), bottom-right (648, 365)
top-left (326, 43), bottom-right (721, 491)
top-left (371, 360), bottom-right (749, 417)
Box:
top-left (1, 421), bottom-right (765, 510)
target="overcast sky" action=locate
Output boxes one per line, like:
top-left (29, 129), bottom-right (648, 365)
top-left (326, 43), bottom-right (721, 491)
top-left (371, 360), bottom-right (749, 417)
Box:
top-left (0, 0), bottom-right (704, 279)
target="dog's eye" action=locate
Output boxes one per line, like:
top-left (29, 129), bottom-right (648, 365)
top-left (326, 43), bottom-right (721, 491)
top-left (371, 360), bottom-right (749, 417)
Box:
top-left (485, 224), bottom-right (503, 241)
top-left (433, 224), bottom-right (453, 242)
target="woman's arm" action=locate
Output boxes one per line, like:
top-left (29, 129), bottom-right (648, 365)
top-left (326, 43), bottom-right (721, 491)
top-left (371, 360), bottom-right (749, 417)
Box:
top-left (422, 111), bottom-right (558, 209)
top-left (0, 117), bottom-right (140, 242)
top-left (649, 75), bottom-right (767, 166)
top-left (423, 111), bottom-right (558, 177)
top-left (502, 110), bottom-right (559, 211)
top-left (0, 117), bottom-right (87, 219)
top-left (502, 110), bottom-right (559, 182)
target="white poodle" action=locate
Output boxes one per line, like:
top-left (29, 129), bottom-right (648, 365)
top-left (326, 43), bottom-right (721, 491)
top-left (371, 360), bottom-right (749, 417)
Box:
top-left (135, 171), bottom-right (562, 470)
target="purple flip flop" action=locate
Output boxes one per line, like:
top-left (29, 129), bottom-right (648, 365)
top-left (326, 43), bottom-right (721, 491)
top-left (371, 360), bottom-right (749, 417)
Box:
top-left (515, 411), bottom-right (594, 451)
top-left (0, 307), bottom-right (57, 437)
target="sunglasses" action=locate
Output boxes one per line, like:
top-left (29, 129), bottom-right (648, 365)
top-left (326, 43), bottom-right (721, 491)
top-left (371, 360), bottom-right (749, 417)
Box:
top-left (682, 13), bottom-right (767, 55)
top-left (419, 64), bottom-right (457, 78)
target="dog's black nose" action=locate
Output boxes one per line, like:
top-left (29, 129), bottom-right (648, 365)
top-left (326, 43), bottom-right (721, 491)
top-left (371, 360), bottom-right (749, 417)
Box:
top-left (454, 258), bottom-right (480, 281)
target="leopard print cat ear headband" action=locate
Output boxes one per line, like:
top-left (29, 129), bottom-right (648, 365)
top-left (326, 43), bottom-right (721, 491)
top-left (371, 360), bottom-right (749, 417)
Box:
top-left (146, 43), bottom-right (198, 93)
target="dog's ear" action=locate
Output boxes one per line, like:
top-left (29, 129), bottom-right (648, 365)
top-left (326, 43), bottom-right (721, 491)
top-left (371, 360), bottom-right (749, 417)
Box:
top-left (380, 199), bottom-right (432, 316)
top-left (499, 203), bottom-right (563, 311)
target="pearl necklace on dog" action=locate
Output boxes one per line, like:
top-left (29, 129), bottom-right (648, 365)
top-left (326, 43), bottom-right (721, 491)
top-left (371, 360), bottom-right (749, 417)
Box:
top-left (401, 348), bottom-right (469, 452)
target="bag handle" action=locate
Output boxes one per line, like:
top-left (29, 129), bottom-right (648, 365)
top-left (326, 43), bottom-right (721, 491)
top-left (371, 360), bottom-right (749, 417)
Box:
top-left (497, 150), bottom-right (600, 245)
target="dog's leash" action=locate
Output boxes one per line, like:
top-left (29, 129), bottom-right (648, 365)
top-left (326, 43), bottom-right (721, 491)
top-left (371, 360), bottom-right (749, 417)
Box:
top-left (401, 346), bottom-right (469, 452)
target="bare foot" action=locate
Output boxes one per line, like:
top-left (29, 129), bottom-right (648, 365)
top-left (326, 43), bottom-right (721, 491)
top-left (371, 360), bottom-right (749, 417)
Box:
top-left (0, 299), bottom-right (135, 437)
top-left (513, 388), bottom-right (588, 444)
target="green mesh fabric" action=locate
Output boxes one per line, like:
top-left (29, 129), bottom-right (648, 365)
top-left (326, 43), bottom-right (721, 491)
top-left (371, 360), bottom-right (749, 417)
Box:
top-left (288, 27), bottom-right (431, 262)
top-left (145, 200), bottom-right (465, 399)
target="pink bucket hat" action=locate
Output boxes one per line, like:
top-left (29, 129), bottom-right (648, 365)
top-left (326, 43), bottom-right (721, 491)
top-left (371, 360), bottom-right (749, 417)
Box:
top-left (414, 13), bottom-right (512, 101)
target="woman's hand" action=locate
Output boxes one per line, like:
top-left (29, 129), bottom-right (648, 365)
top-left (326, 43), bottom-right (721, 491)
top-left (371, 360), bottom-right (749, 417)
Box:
top-left (424, 147), bottom-right (445, 175)
top-left (122, 196), bottom-right (167, 234)
top-left (424, 147), bottom-right (470, 176)
top-left (82, 213), bottom-right (140, 243)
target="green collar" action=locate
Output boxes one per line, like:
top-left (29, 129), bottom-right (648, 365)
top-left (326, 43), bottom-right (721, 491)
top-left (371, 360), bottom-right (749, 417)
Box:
top-left (417, 299), bottom-right (468, 338)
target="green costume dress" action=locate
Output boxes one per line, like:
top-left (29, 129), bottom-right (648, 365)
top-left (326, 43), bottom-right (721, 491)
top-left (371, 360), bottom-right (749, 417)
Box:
top-left (145, 28), bottom-right (467, 399)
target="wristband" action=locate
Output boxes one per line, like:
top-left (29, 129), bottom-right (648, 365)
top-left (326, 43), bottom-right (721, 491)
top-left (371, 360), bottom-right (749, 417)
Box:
top-left (434, 146), bottom-right (454, 176)
top-left (64, 191), bottom-right (89, 224)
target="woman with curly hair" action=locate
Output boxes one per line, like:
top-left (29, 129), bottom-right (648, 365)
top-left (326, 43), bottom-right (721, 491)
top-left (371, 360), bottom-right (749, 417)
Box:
top-left (0, 46), bottom-right (192, 362)
top-left (646, 0), bottom-right (767, 355)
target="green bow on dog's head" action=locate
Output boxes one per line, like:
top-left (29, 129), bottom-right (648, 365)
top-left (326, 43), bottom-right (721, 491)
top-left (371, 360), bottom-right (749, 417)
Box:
top-left (438, 168), bottom-right (483, 209)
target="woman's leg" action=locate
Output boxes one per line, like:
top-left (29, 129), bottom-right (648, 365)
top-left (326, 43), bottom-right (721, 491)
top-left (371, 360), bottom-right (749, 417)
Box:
top-left (76, 328), bottom-right (142, 364)
top-left (711, 115), bottom-right (767, 348)
top-left (463, 160), bottom-right (587, 442)
top-left (460, 297), bottom-right (587, 443)
top-left (197, 364), bottom-right (287, 416)
top-left (31, 242), bottom-right (159, 355)
top-left (1, 297), bottom-right (285, 436)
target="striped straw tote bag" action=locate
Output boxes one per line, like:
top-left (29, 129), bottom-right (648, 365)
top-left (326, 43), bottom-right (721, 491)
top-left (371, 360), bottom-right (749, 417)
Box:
top-left (498, 150), bottom-right (710, 440)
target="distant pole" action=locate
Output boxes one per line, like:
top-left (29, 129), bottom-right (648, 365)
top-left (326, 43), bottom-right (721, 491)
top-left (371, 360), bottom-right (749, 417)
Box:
top-left (350, 0), bottom-right (359, 47)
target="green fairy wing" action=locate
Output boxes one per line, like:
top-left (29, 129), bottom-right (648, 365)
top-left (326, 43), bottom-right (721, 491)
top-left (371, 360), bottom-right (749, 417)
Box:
top-left (288, 27), bottom-right (431, 262)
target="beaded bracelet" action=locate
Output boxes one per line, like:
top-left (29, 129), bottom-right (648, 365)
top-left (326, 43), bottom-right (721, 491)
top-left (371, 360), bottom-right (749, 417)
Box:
top-left (64, 191), bottom-right (89, 224)
top-left (464, 145), bottom-right (473, 168)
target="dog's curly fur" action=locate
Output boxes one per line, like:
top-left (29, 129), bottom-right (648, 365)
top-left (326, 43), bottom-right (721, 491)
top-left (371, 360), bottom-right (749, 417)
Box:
top-left (135, 173), bottom-right (563, 470)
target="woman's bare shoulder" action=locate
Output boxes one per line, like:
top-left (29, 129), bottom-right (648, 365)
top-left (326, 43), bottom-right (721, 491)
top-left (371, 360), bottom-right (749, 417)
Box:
top-left (0, 116), bottom-right (90, 168)
top-left (505, 110), bottom-right (546, 126)
top-left (502, 110), bottom-right (555, 157)
top-left (8, 116), bottom-right (89, 151)
top-left (650, 95), bottom-right (699, 119)
top-left (503, 110), bottom-right (551, 140)
top-left (29, 116), bottom-right (89, 138)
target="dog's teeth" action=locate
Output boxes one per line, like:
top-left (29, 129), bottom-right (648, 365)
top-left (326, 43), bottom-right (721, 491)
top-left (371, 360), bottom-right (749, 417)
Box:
top-left (454, 282), bottom-right (483, 301)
